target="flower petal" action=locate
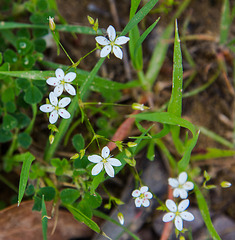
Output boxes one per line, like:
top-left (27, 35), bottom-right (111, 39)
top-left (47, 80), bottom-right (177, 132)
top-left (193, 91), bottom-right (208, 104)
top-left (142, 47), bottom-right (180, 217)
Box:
top-left (95, 36), bottom-right (110, 46)
top-left (180, 211), bottom-right (194, 221)
top-left (134, 197), bottom-right (142, 208)
top-left (168, 178), bottom-right (179, 188)
top-left (183, 181), bottom-right (194, 191)
top-left (178, 199), bottom-right (189, 212)
top-left (102, 146), bottom-right (110, 158)
top-left (55, 68), bottom-right (64, 80)
top-left (179, 189), bottom-right (188, 199)
top-left (88, 155), bottom-right (102, 163)
top-left (100, 45), bottom-right (111, 58)
top-left (162, 212), bottom-right (175, 222)
top-left (104, 162), bottom-right (115, 177)
top-left (49, 92), bottom-right (58, 106)
top-left (91, 162), bottom-right (103, 176)
top-left (144, 192), bottom-right (153, 199)
top-left (166, 199), bottom-right (177, 212)
top-left (142, 198), bottom-right (150, 207)
top-left (40, 104), bottom-right (54, 113)
top-left (107, 25), bottom-right (116, 42)
top-left (49, 110), bottom-right (58, 124)
top-left (178, 172), bottom-right (187, 185)
top-left (58, 97), bottom-right (71, 108)
top-left (65, 83), bottom-right (76, 96)
top-left (46, 77), bottom-right (59, 86)
top-left (64, 72), bottom-right (76, 82)
top-left (115, 36), bottom-right (130, 45)
top-left (140, 186), bottom-right (148, 193)
top-left (113, 46), bottom-right (123, 59)
top-left (54, 84), bottom-right (64, 97)
top-left (132, 189), bottom-right (140, 197)
top-left (173, 188), bottom-right (180, 198)
top-left (174, 215), bottom-right (183, 231)
top-left (108, 158), bottom-right (121, 166)
top-left (58, 109), bottom-right (70, 119)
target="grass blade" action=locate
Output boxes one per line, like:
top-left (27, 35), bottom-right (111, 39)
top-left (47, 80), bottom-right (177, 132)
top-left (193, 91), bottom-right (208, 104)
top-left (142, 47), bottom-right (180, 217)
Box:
top-left (18, 152), bottom-right (35, 206)
top-left (121, 0), bottom-right (159, 36)
top-left (220, 0), bottom-right (230, 44)
top-left (41, 195), bottom-right (48, 240)
top-left (195, 184), bottom-right (221, 240)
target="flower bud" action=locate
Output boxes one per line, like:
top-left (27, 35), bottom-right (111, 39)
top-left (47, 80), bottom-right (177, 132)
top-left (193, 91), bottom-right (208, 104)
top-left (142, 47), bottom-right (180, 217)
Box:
top-left (87, 15), bottom-right (94, 25)
top-left (49, 134), bottom-right (54, 144)
top-left (117, 212), bottom-right (124, 225)
top-left (70, 153), bottom-right (79, 160)
top-left (127, 142), bottom-right (137, 148)
top-left (132, 103), bottom-right (149, 111)
top-left (220, 181), bottom-right (232, 188)
top-left (48, 16), bottom-right (56, 31)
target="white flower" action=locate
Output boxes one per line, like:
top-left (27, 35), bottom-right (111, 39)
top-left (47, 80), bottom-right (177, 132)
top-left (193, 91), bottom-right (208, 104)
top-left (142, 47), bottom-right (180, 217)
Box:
top-left (46, 68), bottom-right (76, 97)
top-left (40, 92), bottom-right (71, 124)
top-left (88, 146), bottom-right (122, 177)
top-left (95, 25), bottom-right (130, 59)
top-left (132, 186), bottom-right (153, 208)
top-left (162, 199), bottom-right (194, 231)
top-left (168, 172), bottom-right (194, 199)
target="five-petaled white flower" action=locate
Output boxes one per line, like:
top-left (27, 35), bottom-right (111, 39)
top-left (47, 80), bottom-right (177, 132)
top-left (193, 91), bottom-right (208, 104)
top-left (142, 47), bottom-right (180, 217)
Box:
top-left (132, 186), bottom-right (153, 208)
top-left (88, 146), bottom-right (122, 177)
top-left (40, 92), bottom-right (71, 124)
top-left (95, 25), bottom-right (130, 59)
top-left (162, 199), bottom-right (194, 231)
top-left (46, 68), bottom-right (76, 97)
top-left (168, 172), bottom-right (194, 199)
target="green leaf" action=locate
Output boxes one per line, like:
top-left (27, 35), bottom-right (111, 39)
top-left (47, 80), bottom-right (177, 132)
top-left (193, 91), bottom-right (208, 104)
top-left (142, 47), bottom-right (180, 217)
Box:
top-left (5, 101), bottom-right (16, 113)
top-left (2, 114), bottom-right (18, 130)
top-left (16, 37), bottom-right (33, 56)
top-left (220, 0), bottom-right (230, 44)
top-left (0, 52), bottom-right (2, 65)
top-left (25, 184), bottom-right (35, 196)
top-left (65, 204), bottom-right (101, 234)
top-left (1, 87), bottom-right (15, 102)
top-left (60, 188), bottom-right (80, 204)
top-left (167, 20), bottom-right (184, 153)
top-left (4, 49), bottom-right (18, 64)
top-left (77, 200), bottom-right (93, 218)
top-left (91, 171), bottom-right (105, 192)
top-left (17, 29), bottom-right (31, 39)
top-left (41, 195), bottom-right (48, 240)
top-left (32, 195), bottom-right (42, 211)
top-left (195, 184), bottom-right (221, 240)
top-left (18, 152), bottom-right (35, 205)
top-left (14, 112), bottom-right (31, 129)
top-left (16, 78), bottom-right (30, 90)
top-left (177, 131), bottom-right (200, 171)
top-left (34, 38), bottom-right (46, 52)
top-left (132, 112), bottom-right (196, 136)
top-left (72, 134), bottom-right (85, 152)
top-left (18, 132), bottom-right (32, 148)
top-left (37, 187), bottom-right (56, 201)
top-left (84, 192), bottom-right (102, 209)
top-left (24, 85), bottom-right (43, 104)
top-left (0, 127), bottom-right (13, 143)
top-left (22, 55), bottom-right (35, 69)
top-left (147, 140), bottom-right (155, 161)
top-left (121, 0), bottom-right (159, 36)
top-left (37, 0), bottom-right (48, 11)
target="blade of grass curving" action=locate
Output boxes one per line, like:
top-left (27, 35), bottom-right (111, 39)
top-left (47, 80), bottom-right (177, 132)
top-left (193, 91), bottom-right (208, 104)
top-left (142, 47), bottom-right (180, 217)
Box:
top-left (191, 148), bottom-right (235, 161)
top-left (145, 0), bottom-right (191, 90)
top-left (167, 20), bottom-right (184, 154)
top-left (65, 204), bottom-right (101, 234)
top-left (133, 18), bottom-right (160, 61)
top-left (132, 112), bottom-right (196, 136)
top-left (41, 195), bottom-right (48, 240)
top-left (121, 0), bottom-right (159, 36)
top-left (220, 0), bottom-right (230, 44)
top-left (18, 152), bottom-right (35, 206)
top-left (129, 0), bottom-right (143, 71)
top-left (177, 131), bottom-right (200, 171)
top-left (195, 184), bottom-right (221, 240)
top-left (0, 22), bottom-right (102, 35)
top-left (93, 210), bottom-right (141, 240)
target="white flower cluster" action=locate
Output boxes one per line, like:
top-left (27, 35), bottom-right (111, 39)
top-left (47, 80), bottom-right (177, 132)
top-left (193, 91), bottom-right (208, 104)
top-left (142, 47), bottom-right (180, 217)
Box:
top-left (162, 172), bottom-right (195, 232)
top-left (40, 68), bottom-right (76, 124)
top-left (132, 186), bottom-right (153, 208)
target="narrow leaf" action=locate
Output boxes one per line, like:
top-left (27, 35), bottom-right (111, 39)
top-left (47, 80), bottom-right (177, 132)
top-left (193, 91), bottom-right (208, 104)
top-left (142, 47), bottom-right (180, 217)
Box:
top-left (65, 204), bottom-right (101, 234)
top-left (41, 195), bottom-right (48, 240)
top-left (18, 152), bottom-right (35, 206)
top-left (121, 0), bottom-right (159, 36)
top-left (195, 184), bottom-right (221, 240)
top-left (220, 0), bottom-right (230, 44)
